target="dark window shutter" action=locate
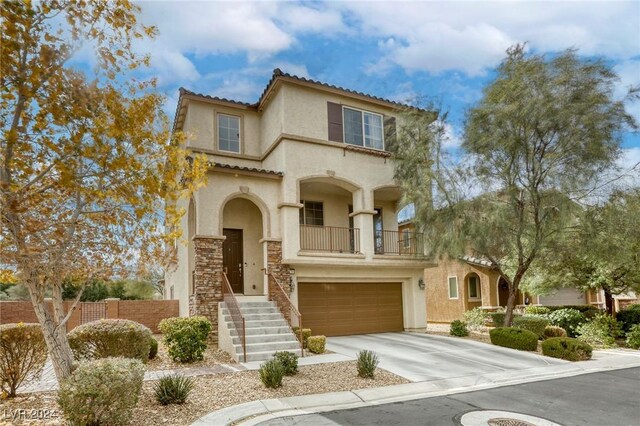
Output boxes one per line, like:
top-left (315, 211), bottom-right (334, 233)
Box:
top-left (384, 116), bottom-right (396, 150)
top-left (327, 102), bottom-right (343, 143)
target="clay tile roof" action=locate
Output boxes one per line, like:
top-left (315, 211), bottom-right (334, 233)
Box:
top-left (211, 162), bottom-right (283, 177)
top-left (179, 87), bottom-right (256, 108)
top-left (460, 255), bottom-right (496, 268)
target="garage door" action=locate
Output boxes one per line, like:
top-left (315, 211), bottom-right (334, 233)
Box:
top-left (298, 282), bottom-right (403, 336)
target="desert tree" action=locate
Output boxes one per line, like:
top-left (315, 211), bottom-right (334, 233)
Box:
top-left (0, 0), bottom-right (207, 381)
top-left (395, 45), bottom-right (637, 326)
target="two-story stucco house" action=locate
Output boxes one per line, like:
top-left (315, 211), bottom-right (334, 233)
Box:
top-left (165, 70), bottom-right (430, 361)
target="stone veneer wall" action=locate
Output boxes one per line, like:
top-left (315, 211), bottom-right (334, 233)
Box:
top-left (266, 240), bottom-right (291, 293)
top-left (189, 237), bottom-right (224, 346)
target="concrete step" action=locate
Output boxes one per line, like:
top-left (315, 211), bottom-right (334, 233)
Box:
top-left (229, 326), bottom-right (293, 336)
top-left (236, 301), bottom-right (274, 308)
top-left (232, 333), bottom-right (299, 345)
top-left (244, 319), bottom-right (289, 328)
top-left (235, 340), bottom-right (301, 354)
top-left (221, 307), bottom-right (280, 315)
top-left (224, 313), bottom-right (283, 322)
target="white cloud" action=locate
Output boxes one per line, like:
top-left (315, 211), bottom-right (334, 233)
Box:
top-left (618, 147), bottom-right (640, 172)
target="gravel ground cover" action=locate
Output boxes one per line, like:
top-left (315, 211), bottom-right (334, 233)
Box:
top-left (1, 361), bottom-right (408, 426)
top-left (148, 335), bottom-right (236, 371)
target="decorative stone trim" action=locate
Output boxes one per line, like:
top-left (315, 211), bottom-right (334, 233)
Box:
top-left (266, 241), bottom-right (291, 294)
top-left (189, 237), bottom-right (224, 346)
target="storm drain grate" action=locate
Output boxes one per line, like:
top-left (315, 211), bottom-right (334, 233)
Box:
top-left (488, 418), bottom-right (537, 426)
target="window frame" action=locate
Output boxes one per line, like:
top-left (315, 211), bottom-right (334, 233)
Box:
top-left (217, 113), bottom-right (241, 153)
top-left (402, 229), bottom-right (411, 248)
top-left (342, 106), bottom-right (385, 151)
top-left (448, 276), bottom-right (459, 300)
top-left (299, 200), bottom-right (324, 226)
top-left (468, 275), bottom-right (481, 301)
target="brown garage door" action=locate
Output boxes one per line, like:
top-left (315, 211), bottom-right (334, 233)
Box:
top-left (298, 282), bottom-right (403, 336)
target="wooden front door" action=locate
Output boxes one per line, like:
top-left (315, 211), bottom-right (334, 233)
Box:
top-left (223, 229), bottom-right (243, 293)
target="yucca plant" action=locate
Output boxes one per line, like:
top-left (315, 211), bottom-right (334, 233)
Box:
top-left (259, 359), bottom-right (284, 388)
top-left (153, 374), bottom-right (194, 405)
top-left (356, 350), bottom-right (379, 379)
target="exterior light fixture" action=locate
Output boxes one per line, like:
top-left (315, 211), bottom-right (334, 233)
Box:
top-left (418, 278), bottom-right (426, 290)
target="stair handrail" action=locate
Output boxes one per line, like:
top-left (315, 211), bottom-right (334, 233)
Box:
top-left (221, 273), bottom-right (247, 362)
top-left (268, 272), bottom-right (304, 356)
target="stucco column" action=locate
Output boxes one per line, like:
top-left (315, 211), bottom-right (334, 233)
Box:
top-left (279, 204), bottom-right (302, 259)
top-left (351, 189), bottom-right (375, 259)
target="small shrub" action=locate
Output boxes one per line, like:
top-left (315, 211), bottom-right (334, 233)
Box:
top-left (450, 320), bottom-right (469, 337)
top-left (489, 327), bottom-right (538, 351)
top-left (154, 374), bottom-right (194, 405)
top-left (545, 305), bottom-right (600, 319)
top-left (617, 304), bottom-right (640, 333)
top-left (462, 308), bottom-right (486, 331)
top-left (259, 359), bottom-right (284, 388)
top-left (525, 306), bottom-right (551, 315)
top-left (292, 327), bottom-right (311, 347)
top-left (307, 336), bottom-right (326, 354)
top-left (58, 357), bottom-right (145, 426)
top-left (158, 316), bottom-right (212, 363)
top-left (68, 319), bottom-right (152, 363)
top-left (542, 337), bottom-right (593, 361)
top-left (488, 311), bottom-right (506, 327)
top-left (547, 308), bottom-right (586, 337)
top-left (149, 337), bottom-right (159, 360)
top-left (576, 313), bottom-right (621, 348)
top-left (513, 316), bottom-right (550, 339)
top-left (356, 350), bottom-right (379, 379)
top-left (625, 324), bottom-right (640, 350)
top-left (273, 351), bottom-right (298, 375)
top-left (544, 325), bottom-right (567, 339)
top-left (0, 323), bottom-right (48, 398)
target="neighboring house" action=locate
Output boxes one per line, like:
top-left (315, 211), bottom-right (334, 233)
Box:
top-left (165, 70), bottom-right (430, 357)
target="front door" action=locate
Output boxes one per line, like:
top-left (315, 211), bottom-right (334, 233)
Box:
top-left (223, 229), bottom-right (243, 293)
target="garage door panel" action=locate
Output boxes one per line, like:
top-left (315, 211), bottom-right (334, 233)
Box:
top-left (298, 282), bottom-right (403, 337)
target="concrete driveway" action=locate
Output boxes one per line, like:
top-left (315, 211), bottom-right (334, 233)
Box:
top-left (326, 332), bottom-right (567, 382)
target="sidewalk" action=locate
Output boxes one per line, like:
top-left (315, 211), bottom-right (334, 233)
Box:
top-left (191, 349), bottom-right (640, 426)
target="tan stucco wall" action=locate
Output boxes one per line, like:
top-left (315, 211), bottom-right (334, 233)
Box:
top-left (222, 198), bottom-right (265, 295)
top-left (424, 259), bottom-right (498, 323)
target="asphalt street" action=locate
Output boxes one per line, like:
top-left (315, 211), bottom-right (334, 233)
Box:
top-left (257, 367), bottom-right (640, 426)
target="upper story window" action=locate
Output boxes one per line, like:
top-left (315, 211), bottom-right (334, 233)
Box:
top-left (299, 200), bottom-right (324, 226)
top-left (218, 114), bottom-right (240, 153)
top-left (343, 107), bottom-right (384, 150)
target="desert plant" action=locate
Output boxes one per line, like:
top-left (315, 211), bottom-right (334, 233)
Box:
top-left (0, 323), bottom-right (48, 398)
top-left (291, 327), bottom-right (311, 347)
top-left (462, 308), bottom-right (486, 331)
top-left (158, 316), bottom-right (212, 363)
top-left (545, 305), bottom-right (600, 319)
top-left (487, 310), bottom-right (520, 326)
top-left (149, 337), bottom-right (159, 360)
top-left (547, 308), bottom-right (586, 337)
top-left (617, 304), bottom-right (640, 333)
top-left (576, 313), bottom-right (622, 348)
top-left (259, 359), bottom-right (284, 388)
top-left (68, 319), bottom-right (152, 363)
top-left (489, 327), bottom-right (538, 351)
top-left (273, 351), bottom-right (298, 375)
top-left (544, 325), bottom-right (567, 339)
top-left (625, 324), bottom-right (640, 350)
top-left (450, 320), bottom-right (469, 337)
top-left (307, 335), bottom-right (326, 354)
top-left (513, 316), bottom-right (550, 339)
top-left (525, 306), bottom-right (551, 315)
top-left (542, 337), bottom-right (593, 361)
top-left (356, 350), bottom-right (379, 379)
top-left (58, 357), bottom-right (145, 425)
top-left (154, 374), bottom-right (194, 405)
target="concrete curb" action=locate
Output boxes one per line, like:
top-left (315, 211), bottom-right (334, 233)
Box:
top-left (191, 352), bottom-right (640, 426)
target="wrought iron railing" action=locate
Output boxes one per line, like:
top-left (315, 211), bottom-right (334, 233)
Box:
top-left (300, 225), bottom-right (360, 253)
top-left (374, 229), bottom-right (425, 255)
top-left (221, 272), bottom-right (247, 362)
top-left (268, 273), bottom-right (304, 356)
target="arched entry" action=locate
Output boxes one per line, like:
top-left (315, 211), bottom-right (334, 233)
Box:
top-left (221, 198), bottom-right (264, 294)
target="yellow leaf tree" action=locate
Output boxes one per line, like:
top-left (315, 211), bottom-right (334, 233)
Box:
top-left (0, 1), bottom-right (207, 382)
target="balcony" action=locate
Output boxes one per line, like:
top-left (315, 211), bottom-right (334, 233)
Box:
top-left (300, 225), bottom-right (360, 254)
top-left (374, 230), bottom-right (425, 256)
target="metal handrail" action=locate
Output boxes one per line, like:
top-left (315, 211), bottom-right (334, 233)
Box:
top-left (268, 272), bottom-right (304, 356)
top-left (300, 224), bottom-right (360, 253)
top-left (374, 229), bottom-right (425, 255)
top-left (221, 273), bottom-right (247, 362)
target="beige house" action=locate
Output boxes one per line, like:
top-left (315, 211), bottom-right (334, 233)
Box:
top-left (165, 70), bottom-right (430, 352)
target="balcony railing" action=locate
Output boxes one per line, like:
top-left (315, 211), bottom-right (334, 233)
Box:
top-left (300, 225), bottom-right (360, 254)
top-left (374, 230), bottom-right (425, 256)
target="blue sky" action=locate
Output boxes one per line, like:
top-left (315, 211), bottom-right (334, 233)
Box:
top-left (132, 0), bottom-right (639, 168)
